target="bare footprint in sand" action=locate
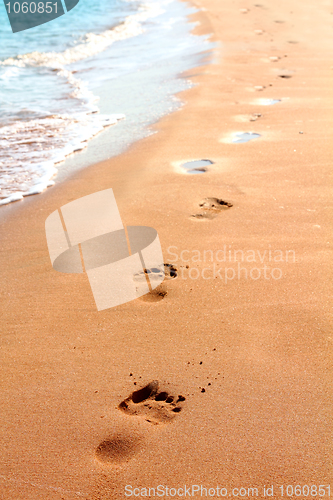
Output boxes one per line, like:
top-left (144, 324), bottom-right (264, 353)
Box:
top-left (133, 263), bottom-right (177, 283)
top-left (235, 113), bottom-right (262, 123)
top-left (118, 380), bottom-right (186, 425)
top-left (133, 264), bottom-right (177, 302)
top-left (278, 73), bottom-right (293, 79)
top-left (249, 113), bottom-right (262, 122)
top-left (181, 159), bottom-right (214, 174)
top-left (95, 433), bottom-right (142, 465)
top-left (192, 197), bottom-right (233, 220)
top-left (95, 381), bottom-right (185, 466)
top-left (139, 285), bottom-right (168, 302)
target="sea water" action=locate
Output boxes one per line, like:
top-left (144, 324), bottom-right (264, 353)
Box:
top-left (0, 0), bottom-right (212, 205)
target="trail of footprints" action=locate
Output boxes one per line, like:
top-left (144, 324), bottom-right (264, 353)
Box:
top-left (94, 1), bottom-right (297, 469)
top-left (178, 4), bottom-right (295, 219)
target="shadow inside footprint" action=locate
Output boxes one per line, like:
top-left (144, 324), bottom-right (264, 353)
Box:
top-left (95, 434), bottom-right (141, 465)
top-left (118, 380), bottom-right (185, 424)
top-left (192, 197), bottom-right (232, 219)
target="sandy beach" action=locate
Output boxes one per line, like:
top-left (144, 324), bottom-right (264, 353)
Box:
top-left (0, 0), bottom-right (332, 498)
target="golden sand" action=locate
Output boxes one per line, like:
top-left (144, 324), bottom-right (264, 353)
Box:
top-left (0, 0), bottom-right (332, 498)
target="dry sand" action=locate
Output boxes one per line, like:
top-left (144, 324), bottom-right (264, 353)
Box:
top-left (0, 0), bottom-right (332, 498)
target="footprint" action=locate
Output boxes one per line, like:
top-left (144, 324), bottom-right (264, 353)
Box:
top-left (181, 159), bottom-right (214, 175)
top-left (256, 98), bottom-right (281, 105)
top-left (138, 285), bottom-right (168, 302)
top-left (95, 433), bottom-right (142, 465)
top-left (192, 197), bottom-right (232, 219)
top-left (278, 73), bottom-right (292, 79)
top-left (232, 132), bottom-right (261, 143)
top-left (163, 263), bottom-right (178, 279)
top-left (133, 264), bottom-right (177, 302)
top-left (235, 113), bottom-right (262, 123)
top-left (94, 382), bottom-right (186, 467)
top-left (221, 131), bottom-right (261, 144)
top-left (191, 212), bottom-right (218, 220)
top-left (118, 380), bottom-right (186, 425)
top-left (199, 198), bottom-right (233, 210)
top-left (249, 113), bottom-right (262, 122)
top-left (131, 265), bottom-right (166, 303)
top-left (133, 263), bottom-right (177, 283)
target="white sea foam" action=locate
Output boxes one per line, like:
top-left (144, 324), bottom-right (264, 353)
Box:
top-left (0, 2), bottom-right (164, 69)
top-left (0, 0), bottom-right (211, 207)
top-left (0, 0), bottom-right (163, 206)
top-left (0, 113), bottom-right (124, 205)
top-left (0, 67), bottom-right (20, 80)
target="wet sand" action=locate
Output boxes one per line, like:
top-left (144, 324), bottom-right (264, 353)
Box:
top-left (0, 0), bottom-right (332, 498)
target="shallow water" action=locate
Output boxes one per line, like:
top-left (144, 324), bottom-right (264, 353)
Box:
top-left (0, 0), bottom-right (213, 205)
top-left (181, 159), bottom-right (213, 174)
top-left (232, 132), bottom-right (261, 144)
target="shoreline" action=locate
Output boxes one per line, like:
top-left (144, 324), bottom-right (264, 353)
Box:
top-left (0, 0), bottom-right (212, 209)
top-left (0, 0), bottom-right (332, 498)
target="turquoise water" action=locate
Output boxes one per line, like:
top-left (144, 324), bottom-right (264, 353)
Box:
top-left (0, 0), bottom-right (212, 205)
top-left (0, 0), bottom-right (131, 58)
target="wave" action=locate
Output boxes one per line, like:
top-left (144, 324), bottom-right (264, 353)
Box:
top-left (0, 1), bottom-right (164, 69)
top-left (0, 113), bottom-right (124, 205)
top-left (0, 0), bottom-right (164, 206)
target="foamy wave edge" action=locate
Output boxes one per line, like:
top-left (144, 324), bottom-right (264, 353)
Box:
top-left (0, 114), bottom-right (125, 206)
top-left (0, 0), bottom-right (165, 206)
top-left (0, 1), bottom-right (165, 69)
